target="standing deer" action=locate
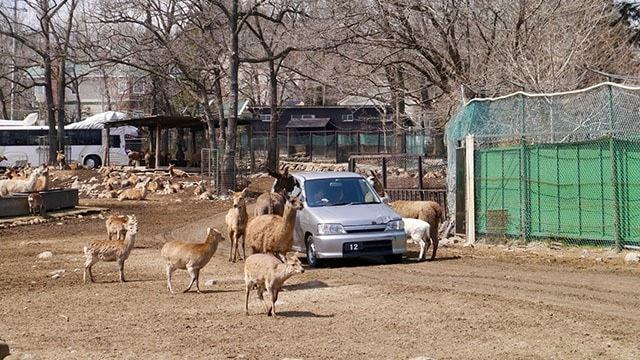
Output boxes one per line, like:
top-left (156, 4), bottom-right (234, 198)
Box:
top-left (225, 188), bottom-right (249, 262)
top-left (83, 215), bottom-right (139, 283)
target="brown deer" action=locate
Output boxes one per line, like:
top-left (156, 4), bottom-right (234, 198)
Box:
top-left (160, 227), bottom-right (224, 294)
top-left (83, 215), bottom-right (139, 283)
top-left (225, 188), bottom-right (249, 262)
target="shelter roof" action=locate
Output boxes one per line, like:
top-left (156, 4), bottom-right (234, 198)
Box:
top-left (286, 118), bottom-right (334, 129)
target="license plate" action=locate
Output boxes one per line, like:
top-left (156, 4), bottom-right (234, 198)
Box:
top-left (343, 242), bottom-right (363, 253)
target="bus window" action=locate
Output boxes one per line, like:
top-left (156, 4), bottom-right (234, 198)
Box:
top-left (69, 130), bottom-right (102, 145)
top-left (110, 135), bottom-right (121, 148)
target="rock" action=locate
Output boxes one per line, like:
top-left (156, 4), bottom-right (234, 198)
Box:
top-left (0, 341), bottom-right (9, 359)
top-left (595, 257), bottom-right (604, 262)
top-left (50, 269), bottom-right (65, 277)
top-left (580, 250), bottom-right (590, 258)
top-left (624, 252), bottom-right (640, 264)
top-left (37, 251), bottom-right (53, 260)
top-left (4, 352), bottom-right (38, 360)
top-left (205, 279), bottom-right (216, 286)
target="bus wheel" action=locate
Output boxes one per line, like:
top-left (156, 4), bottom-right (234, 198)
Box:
top-left (84, 155), bottom-right (102, 169)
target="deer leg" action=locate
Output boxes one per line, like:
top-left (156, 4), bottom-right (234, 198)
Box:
top-left (184, 266), bottom-right (197, 293)
top-left (166, 264), bottom-right (175, 294)
top-left (194, 268), bottom-right (202, 294)
top-left (84, 256), bottom-right (98, 283)
top-left (240, 233), bottom-right (246, 261)
top-left (228, 230), bottom-right (235, 262)
top-left (117, 259), bottom-right (126, 283)
top-left (271, 288), bottom-right (279, 317)
top-left (234, 234), bottom-right (242, 262)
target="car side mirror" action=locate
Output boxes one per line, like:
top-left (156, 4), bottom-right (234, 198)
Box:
top-left (381, 196), bottom-right (390, 205)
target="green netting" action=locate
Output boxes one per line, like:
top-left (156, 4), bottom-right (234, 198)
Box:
top-left (447, 83), bottom-right (640, 248)
top-left (474, 138), bottom-right (640, 247)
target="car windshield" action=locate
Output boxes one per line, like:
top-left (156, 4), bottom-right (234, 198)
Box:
top-left (304, 177), bottom-right (380, 207)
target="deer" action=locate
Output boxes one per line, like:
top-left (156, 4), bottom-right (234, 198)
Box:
top-left (160, 227), bottom-right (224, 294)
top-left (244, 253), bottom-right (305, 317)
top-left (56, 150), bottom-right (66, 170)
top-left (27, 192), bottom-right (45, 216)
top-left (254, 166), bottom-right (296, 217)
top-left (83, 215), bottom-right (139, 283)
top-left (225, 188), bottom-right (249, 262)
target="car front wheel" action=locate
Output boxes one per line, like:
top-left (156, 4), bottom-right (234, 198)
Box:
top-left (306, 235), bottom-right (323, 268)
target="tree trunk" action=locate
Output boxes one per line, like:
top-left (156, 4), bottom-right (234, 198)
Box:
top-left (221, 0), bottom-right (239, 191)
top-left (200, 88), bottom-right (218, 151)
top-left (74, 78), bottom-right (82, 122)
top-left (44, 55), bottom-right (57, 164)
top-left (0, 87), bottom-right (9, 120)
top-left (267, 59), bottom-right (279, 171)
top-left (213, 67), bottom-right (226, 148)
top-left (56, 58), bottom-right (66, 152)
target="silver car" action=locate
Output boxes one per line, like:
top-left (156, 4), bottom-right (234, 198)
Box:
top-left (283, 172), bottom-right (406, 267)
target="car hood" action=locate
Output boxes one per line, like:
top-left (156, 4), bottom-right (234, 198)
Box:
top-left (306, 203), bottom-right (401, 226)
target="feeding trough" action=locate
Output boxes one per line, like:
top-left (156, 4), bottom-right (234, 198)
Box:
top-left (0, 189), bottom-right (79, 218)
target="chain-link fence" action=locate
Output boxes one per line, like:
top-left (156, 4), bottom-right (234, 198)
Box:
top-left (348, 153), bottom-right (448, 214)
top-left (447, 82), bottom-right (640, 248)
top-left (250, 129), bottom-right (441, 168)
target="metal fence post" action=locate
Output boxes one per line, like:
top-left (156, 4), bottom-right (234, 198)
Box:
top-left (520, 94), bottom-right (529, 242)
top-left (607, 85), bottom-right (622, 250)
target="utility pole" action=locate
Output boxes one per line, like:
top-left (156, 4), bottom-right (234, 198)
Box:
top-left (10, 0), bottom-right (17, 120)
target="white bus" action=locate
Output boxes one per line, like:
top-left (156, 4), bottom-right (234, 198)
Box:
top-left (0, 126), bottom-right (131, 168)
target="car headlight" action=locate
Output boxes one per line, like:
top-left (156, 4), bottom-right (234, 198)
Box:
top-left (317, 223), bottom-right (346, 235)
top-left (385, 219), bottom-right (404, 231)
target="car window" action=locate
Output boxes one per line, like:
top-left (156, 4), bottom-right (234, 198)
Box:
top-left (304, 178), bottom-right (380, 207)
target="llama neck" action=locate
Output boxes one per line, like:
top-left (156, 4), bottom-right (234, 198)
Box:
top-left (26, 172), bottom-right (40, 190)
top-left (281, 205), bottom-right (297, 237)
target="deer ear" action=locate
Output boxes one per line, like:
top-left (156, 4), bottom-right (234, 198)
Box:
top-left (282, 166), bottom-right (289, 177)
top-left (228, 189), bottom-right (235, 196)
top-left (241, 187), bottom-right (249, 195)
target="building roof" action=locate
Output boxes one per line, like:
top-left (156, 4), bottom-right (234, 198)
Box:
top-left (104, 114), bottom-right (252, 129)
top-left (337, 95), bottom-right (387, 107)
top-left (286, 118), bottom-right (333, 129)
top-left (105, 115), bottom-right (204, 128)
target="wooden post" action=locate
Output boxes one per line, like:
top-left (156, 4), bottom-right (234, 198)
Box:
top-left (155, 124), bottom-right (161, 169)
top-left (357, 131), bottom-right (361, 154)
top-left (308, 132), bottom-right (313, 162)
top-left (418, 155), bottom-right (424, 200)
top-left (377, 132), bottom-right (381, 153)
top-left (382, 157), bottom-right (388, 189)
top-left (335, 131), bottom-right (339, 163)
top-left (465, 134), bottom-right (476, 244)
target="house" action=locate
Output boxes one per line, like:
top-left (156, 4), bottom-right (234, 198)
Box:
top-left (247, 96), bottom-right (408, 133)
top-left (30, 63), bottom-right (152, 122)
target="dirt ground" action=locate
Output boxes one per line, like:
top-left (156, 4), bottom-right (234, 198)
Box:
top-left (1, 175), bottom-right (640, 359)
